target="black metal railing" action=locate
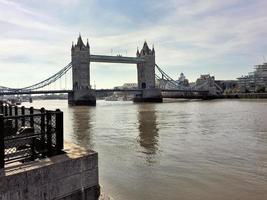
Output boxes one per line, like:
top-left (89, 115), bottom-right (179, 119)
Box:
top-left (0, 103), bottom-right (63, 168)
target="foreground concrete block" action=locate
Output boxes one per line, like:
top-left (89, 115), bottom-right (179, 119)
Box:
top-left (0, 142), bottom-right (100, 200)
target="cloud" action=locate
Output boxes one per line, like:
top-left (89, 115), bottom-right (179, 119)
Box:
top-left (0, 0), bottom-right (62, 32)
top-left (0, 0), bottom-right (266, 88)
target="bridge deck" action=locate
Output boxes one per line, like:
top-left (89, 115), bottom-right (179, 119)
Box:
top-left (90, 54), bottom-right (145, 64)
top-left (0, 90), bottom-right (72, 95)
top-left (0, 89), bottom-right (208, 95)
top-left (0, 89), bottom-right (142, 95)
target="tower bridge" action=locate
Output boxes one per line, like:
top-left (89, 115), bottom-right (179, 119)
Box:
top-left (0, 35), bottom-right (221, 105)
top-left (69, 35), bottom-right (162, 105)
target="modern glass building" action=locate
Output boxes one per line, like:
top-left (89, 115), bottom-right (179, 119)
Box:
top-left (237, 63), bottom-right (267, 93)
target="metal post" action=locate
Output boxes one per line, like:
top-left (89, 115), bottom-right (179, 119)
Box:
top-left (55, 109), bottom-right (64, 154)
top-left (4, 105), bottom-right (7, 116)
top-left (15, 106), bottom-right (18, 131)
top-left (9, 105), bottom-right (12, 116)
top-left (29, 107), bottom-right (34, 128)
top-left (21, 106), bottom-right (25, 126)
top-left (0, 115), bottom-right (4, 168)
top-left (29, 106), bottom-right (35, 159)
top-left (40, 108), bottom-right (45, 157)
top-left (0, 103), bottom-right (3, 114)
top-left (46, 111), bottom-right (52, 156)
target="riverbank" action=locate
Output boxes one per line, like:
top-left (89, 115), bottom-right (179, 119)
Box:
top-left (0, 142), bottom-right (100, 200)
top-left (223, 93), bottom-right (267, 99)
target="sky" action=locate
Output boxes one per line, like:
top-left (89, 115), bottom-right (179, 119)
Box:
top-left (0, 0), bottom-right (267, 89)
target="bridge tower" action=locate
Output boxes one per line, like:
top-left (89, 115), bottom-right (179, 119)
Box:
top-left (68, 35), bottom-right (96, 106)
top-left (134, 42), bottom-right (162, 102)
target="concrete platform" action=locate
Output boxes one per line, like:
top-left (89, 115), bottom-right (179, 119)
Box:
top-left (0, 142), bottom-right (100, 200)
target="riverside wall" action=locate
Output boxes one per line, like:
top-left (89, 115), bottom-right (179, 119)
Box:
top-left (0, 142), bottom-right (100, 200)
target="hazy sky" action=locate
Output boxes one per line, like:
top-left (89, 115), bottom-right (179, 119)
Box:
top-left (0, 0), bottom-right (266, 88)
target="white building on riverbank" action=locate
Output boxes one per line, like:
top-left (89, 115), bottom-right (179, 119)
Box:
top-left (237, 63), bottom-right (267, 93)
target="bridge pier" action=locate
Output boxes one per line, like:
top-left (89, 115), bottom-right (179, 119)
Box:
top-left (134, 42), bottom-right (163, 103)
top-left (68, 89), bottom-right (96, 106)
top-left (133, 88), bottom-right (162, 102)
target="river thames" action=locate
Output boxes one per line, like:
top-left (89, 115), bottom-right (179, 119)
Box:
top-left (23, 99), bottom-right (267, 200)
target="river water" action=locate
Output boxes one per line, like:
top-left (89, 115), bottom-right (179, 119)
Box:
top-left (22, 99), bottom-right (267, 200)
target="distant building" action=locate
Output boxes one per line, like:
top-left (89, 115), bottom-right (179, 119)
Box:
top-left (215, 80), bottom-right (238, 92)
top-left (195, 74), bottom-right (214, 86)
top-left (237, 63), bottom-right (267, 93)
top-left (177, 73), bottom-right (189, 87)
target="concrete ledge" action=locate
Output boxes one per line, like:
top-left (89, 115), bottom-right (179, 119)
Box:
top-left (0, 142), bottom-right (100, 200)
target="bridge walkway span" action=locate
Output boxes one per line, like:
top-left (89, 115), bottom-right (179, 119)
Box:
top-left (90, 55), bottom-right (145, 64)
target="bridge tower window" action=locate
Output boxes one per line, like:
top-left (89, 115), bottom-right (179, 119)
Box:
top-left (74, 82), bottom-right (78, 89)
top-left (141, 82), bottom-right (146, 89)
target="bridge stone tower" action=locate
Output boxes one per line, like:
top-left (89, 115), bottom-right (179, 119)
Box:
top-left (68, 35), bottom-right (96, 106)
top-left (134, 42), bottom-right (162, 102)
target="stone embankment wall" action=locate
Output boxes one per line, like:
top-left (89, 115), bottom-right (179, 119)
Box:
top-left (0, 142), bottom-right (100, 200)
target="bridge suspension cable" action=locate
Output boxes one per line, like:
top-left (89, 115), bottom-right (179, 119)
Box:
top-left (155, 63), bottom-right (223, 94)
top-left (21, 62), bottom-right (72, 91)
top-left (155, 64), bottom-right (180, 88)
top-left (0, 62), bottom-right (72, 92)
top-left (155, 64), bottom-right (190, 90)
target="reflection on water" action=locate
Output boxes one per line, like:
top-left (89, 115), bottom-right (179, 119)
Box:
top-left (137, 104), bottom-right (159, 164)
top-left (69, 106), bottom-right (94, 149)
top-left (23, 99), bottom-right (267, 200)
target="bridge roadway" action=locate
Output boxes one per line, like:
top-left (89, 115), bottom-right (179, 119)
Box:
top-left (0, 89), bottom-right (142, 95)
top-left (0, 90), bottom-right (72, 95)
top-left (90, 54), bottom-right (145, 64)
top-left (0, 89), bottom-right (209, 96)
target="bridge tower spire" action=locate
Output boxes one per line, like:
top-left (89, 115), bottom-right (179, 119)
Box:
top-left (134, 42), bottom-right (162, 102)
top-left (68, 35), bottom-right (96, 105)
